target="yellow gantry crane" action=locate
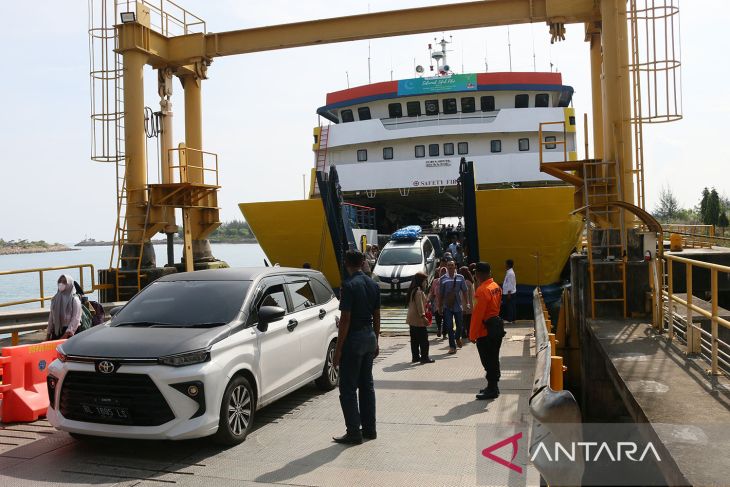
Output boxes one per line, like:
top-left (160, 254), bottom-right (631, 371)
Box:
top-left (90, 0), bottom-right (680, 311)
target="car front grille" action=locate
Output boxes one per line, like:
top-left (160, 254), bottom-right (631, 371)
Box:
top-left (59, 371), bottom-right (175, 426)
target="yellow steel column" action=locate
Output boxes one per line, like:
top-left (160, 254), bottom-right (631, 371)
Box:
top-left (589, 31), bottom-right (603, 161)
top-left (123, 49), bottom-right (152, 254)
top-left (600, 0), bottom-right (635, 214)
top-left (182, 73), bottom-right (214, 263)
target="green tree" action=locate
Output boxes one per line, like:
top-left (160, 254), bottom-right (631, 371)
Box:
top-left (653, 186), bottom-right (681, 222)
top-left (699, 187), bottom-right (710, 223)
top-left (704, 188), bottom-right (721, 226)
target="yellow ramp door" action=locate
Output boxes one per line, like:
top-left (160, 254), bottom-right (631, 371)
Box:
top-left (239, 200), bottom-right (341, 288)
top-left (474, 187), bottom-right (583, 286)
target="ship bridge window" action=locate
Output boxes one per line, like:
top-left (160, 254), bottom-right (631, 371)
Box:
top-left (461, 97), bottom-right (476, 113)
top-left (443, 98), bottom-right (457, 114)
top-left (519, 138), bottom-right (530, 151)
top-left (429, 144), bottom-right (440, 157)
top-left (415, 145), bottom-right (425, 158)
top-left (515, 94), bottom-right (529, 108)
top-left (383, 147), bottom-right (394, 160)
top-left (480, 95), bottom-right (495, 112)
top-left (444, 143), bottom-right (455, 156)
top-left (357, 149), bottom-right (368, 162)
top-left (388, 103), bottom-right (403, 118)
top-left (535, 93), bottom-right (550, 107)
top-left (358, 107), bottom-right (372, 120)
top-left (458, 142), bottom-right (469, 155)
top-left (406, 101), bottom-right (421, 117)
top-left (341, 109), bottom-right (354, 123)
top-left (545, 136), bottom-right (557, 150)
top-left (490, 140), bottom-right (501, 153)
top-left (425, 99), bottom-right (439, 116)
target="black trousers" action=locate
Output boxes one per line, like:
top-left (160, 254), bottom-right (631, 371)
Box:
top-left (476, 318), bottom-right (505, 386)
top-left (409, 326), bottom-right (430, 360)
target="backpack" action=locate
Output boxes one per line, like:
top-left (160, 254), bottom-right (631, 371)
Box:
top-left (77, 303), bottom-right (93, 333)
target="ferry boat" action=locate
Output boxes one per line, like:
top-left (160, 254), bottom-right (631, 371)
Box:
top-left (242, 39), bottom-right (583, 291)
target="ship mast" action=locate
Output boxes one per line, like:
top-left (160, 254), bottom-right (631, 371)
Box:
top-left (429, 36), bottom-right (453, 75)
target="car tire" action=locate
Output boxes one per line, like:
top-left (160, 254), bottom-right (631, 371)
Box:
top-left (214, 375), bottom-right (255, 445)
top-left (315, 340), bottom-right (338, 391)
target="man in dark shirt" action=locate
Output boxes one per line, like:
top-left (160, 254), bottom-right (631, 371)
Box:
top-left (333, 250), bottom-right (381, 445)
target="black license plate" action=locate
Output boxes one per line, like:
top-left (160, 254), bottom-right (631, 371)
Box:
top-left (81, 403), bottom-right (131, 421)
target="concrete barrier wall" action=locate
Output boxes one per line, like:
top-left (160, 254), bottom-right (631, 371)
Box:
top-left (528, 288), bottom-right (584, 485)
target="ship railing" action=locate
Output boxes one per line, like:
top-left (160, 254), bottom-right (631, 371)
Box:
top-left (660, 254), bottom-right (730, 375)
top-left (0, 264), bottom-right (97, 310)
top-left (167, 147), bottom-right (219, 186)
top-left (381, 111), bottom-right (499, 129)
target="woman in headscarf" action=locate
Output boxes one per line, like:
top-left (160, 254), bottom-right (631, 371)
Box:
top-left (46, 274), bottom-right (82, 340)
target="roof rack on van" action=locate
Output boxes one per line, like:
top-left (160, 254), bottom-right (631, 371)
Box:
top-left (390, 225), bottom-right (422, 242)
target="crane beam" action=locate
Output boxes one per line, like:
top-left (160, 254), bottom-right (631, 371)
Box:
top-left (119, 0), bottom-right (601, 66)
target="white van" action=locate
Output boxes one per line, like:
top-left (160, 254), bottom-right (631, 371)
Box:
top-left (372, 237), bottom-right (436, 297)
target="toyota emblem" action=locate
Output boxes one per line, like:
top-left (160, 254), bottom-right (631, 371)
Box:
top-left (97, 361), bottom-right (115, 374)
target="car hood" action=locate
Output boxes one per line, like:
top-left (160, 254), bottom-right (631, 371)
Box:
top-left (373, 263), bottom-right (424, 280)
top-left (59, 323), bottom-right (233, 359)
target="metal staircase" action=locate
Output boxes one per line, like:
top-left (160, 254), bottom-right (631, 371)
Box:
top-left (316, 124), bottom-right (331, 174)
top-left (538, 123), bottom-right (627, 318)
top-left (583, 160), bottom-right (627, 318)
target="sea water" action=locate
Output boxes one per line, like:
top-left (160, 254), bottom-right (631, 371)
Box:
top-left (0, 243), bottom-right (267, 313)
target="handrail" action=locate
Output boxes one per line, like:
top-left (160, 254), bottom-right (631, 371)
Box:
top-left (538, 121), bottom-right (568, 167)
top-left (661, 254), bottom-right (730, 374)
top-left (167, 147), bottom-right (219, 186)
top-left (0, 264), bottom-right (96, 309)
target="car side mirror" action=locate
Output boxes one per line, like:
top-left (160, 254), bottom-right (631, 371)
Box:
top-left (426, 257), bottom-right (434, 264)
top-left (109, 306), bottom-right (122, 317)
top-left (257, 305), bottom-right (286, 332)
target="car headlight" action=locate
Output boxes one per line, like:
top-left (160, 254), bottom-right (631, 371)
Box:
top-left (56, 345), bottom-right (67, 363)
top-left (158, 349), bottom-right (210, 367)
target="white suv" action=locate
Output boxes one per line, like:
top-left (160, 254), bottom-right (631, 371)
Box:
top-left (47, 268), bottom-right (340, 445)
top-left (372, 237), bottom-right (436, 297)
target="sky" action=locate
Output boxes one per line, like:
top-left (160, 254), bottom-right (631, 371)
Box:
top-left (0, 0), bottom-right (727, 243)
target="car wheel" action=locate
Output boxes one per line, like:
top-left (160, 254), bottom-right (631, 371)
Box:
top-left (315, 340), bottom-right (338, 391)
top-left (214, 376), bottom-right (255, 445)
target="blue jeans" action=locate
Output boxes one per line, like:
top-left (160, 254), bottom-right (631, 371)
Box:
top-left (338, 328), bottom-right (377, 435)
top-left (442, 308), bottom-right (463, 349)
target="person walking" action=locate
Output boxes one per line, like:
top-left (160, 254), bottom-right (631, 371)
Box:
top-left (458, 266), bottom-right (475, 340)
top-left (46, 274), bottom-right (82, 340)
top-left (333, 250), bottom-right (380, 445)
top-left (406, 272), bottom-right (434, 364)
top-left (428, 267), bottom-right (447, 337)
top-left (502, 259), bottom-right (517, 323)
top-left (439, 260), bottom-right (468, 354)
top-left (470, 262), bottom-right (506, 400)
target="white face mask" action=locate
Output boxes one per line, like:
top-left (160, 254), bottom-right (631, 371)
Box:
top-left (58, 283), bottom-right (66, 292)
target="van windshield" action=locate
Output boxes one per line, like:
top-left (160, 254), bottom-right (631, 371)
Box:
top-left (378, 248), bottom-right (423, 266)
top-left (112, 280), bottom-right (251, 327)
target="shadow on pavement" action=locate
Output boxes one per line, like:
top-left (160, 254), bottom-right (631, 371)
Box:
top-left (254, 444), bottom-right (346, 484)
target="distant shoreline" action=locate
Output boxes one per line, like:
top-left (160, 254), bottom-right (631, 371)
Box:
top-left (76, 238), bottom-right (257, 247)
top-left (0, 245), bottom-right (78, 256)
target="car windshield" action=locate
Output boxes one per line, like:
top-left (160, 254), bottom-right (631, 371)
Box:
top-left (112, 280), bottom-right (251, 327)
top-left (377, 247), bottom-right (423, 266)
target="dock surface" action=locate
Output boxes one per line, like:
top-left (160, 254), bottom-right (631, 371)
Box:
top-left (588, 319), bottom-right (730, 487)
top-left (1, 325), bottom-right (537, 487)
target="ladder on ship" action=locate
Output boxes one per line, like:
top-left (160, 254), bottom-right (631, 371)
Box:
top-left (312, 124), bottom-right (331, 196)
top-left (583, 160), bottom-right (627, 318)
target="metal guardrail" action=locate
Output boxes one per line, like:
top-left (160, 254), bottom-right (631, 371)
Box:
top-left (528, 288), bottom-right (584, 486)
top-left (0, 264), bottom-right (97, 309)
top-left (661, 254), bottom-right (730, 375)
top-left (0, 302), bottom-right (125, 347)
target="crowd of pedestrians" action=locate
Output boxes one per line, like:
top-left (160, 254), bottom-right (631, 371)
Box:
top-left (333, 246), bottom-right (518, 445)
